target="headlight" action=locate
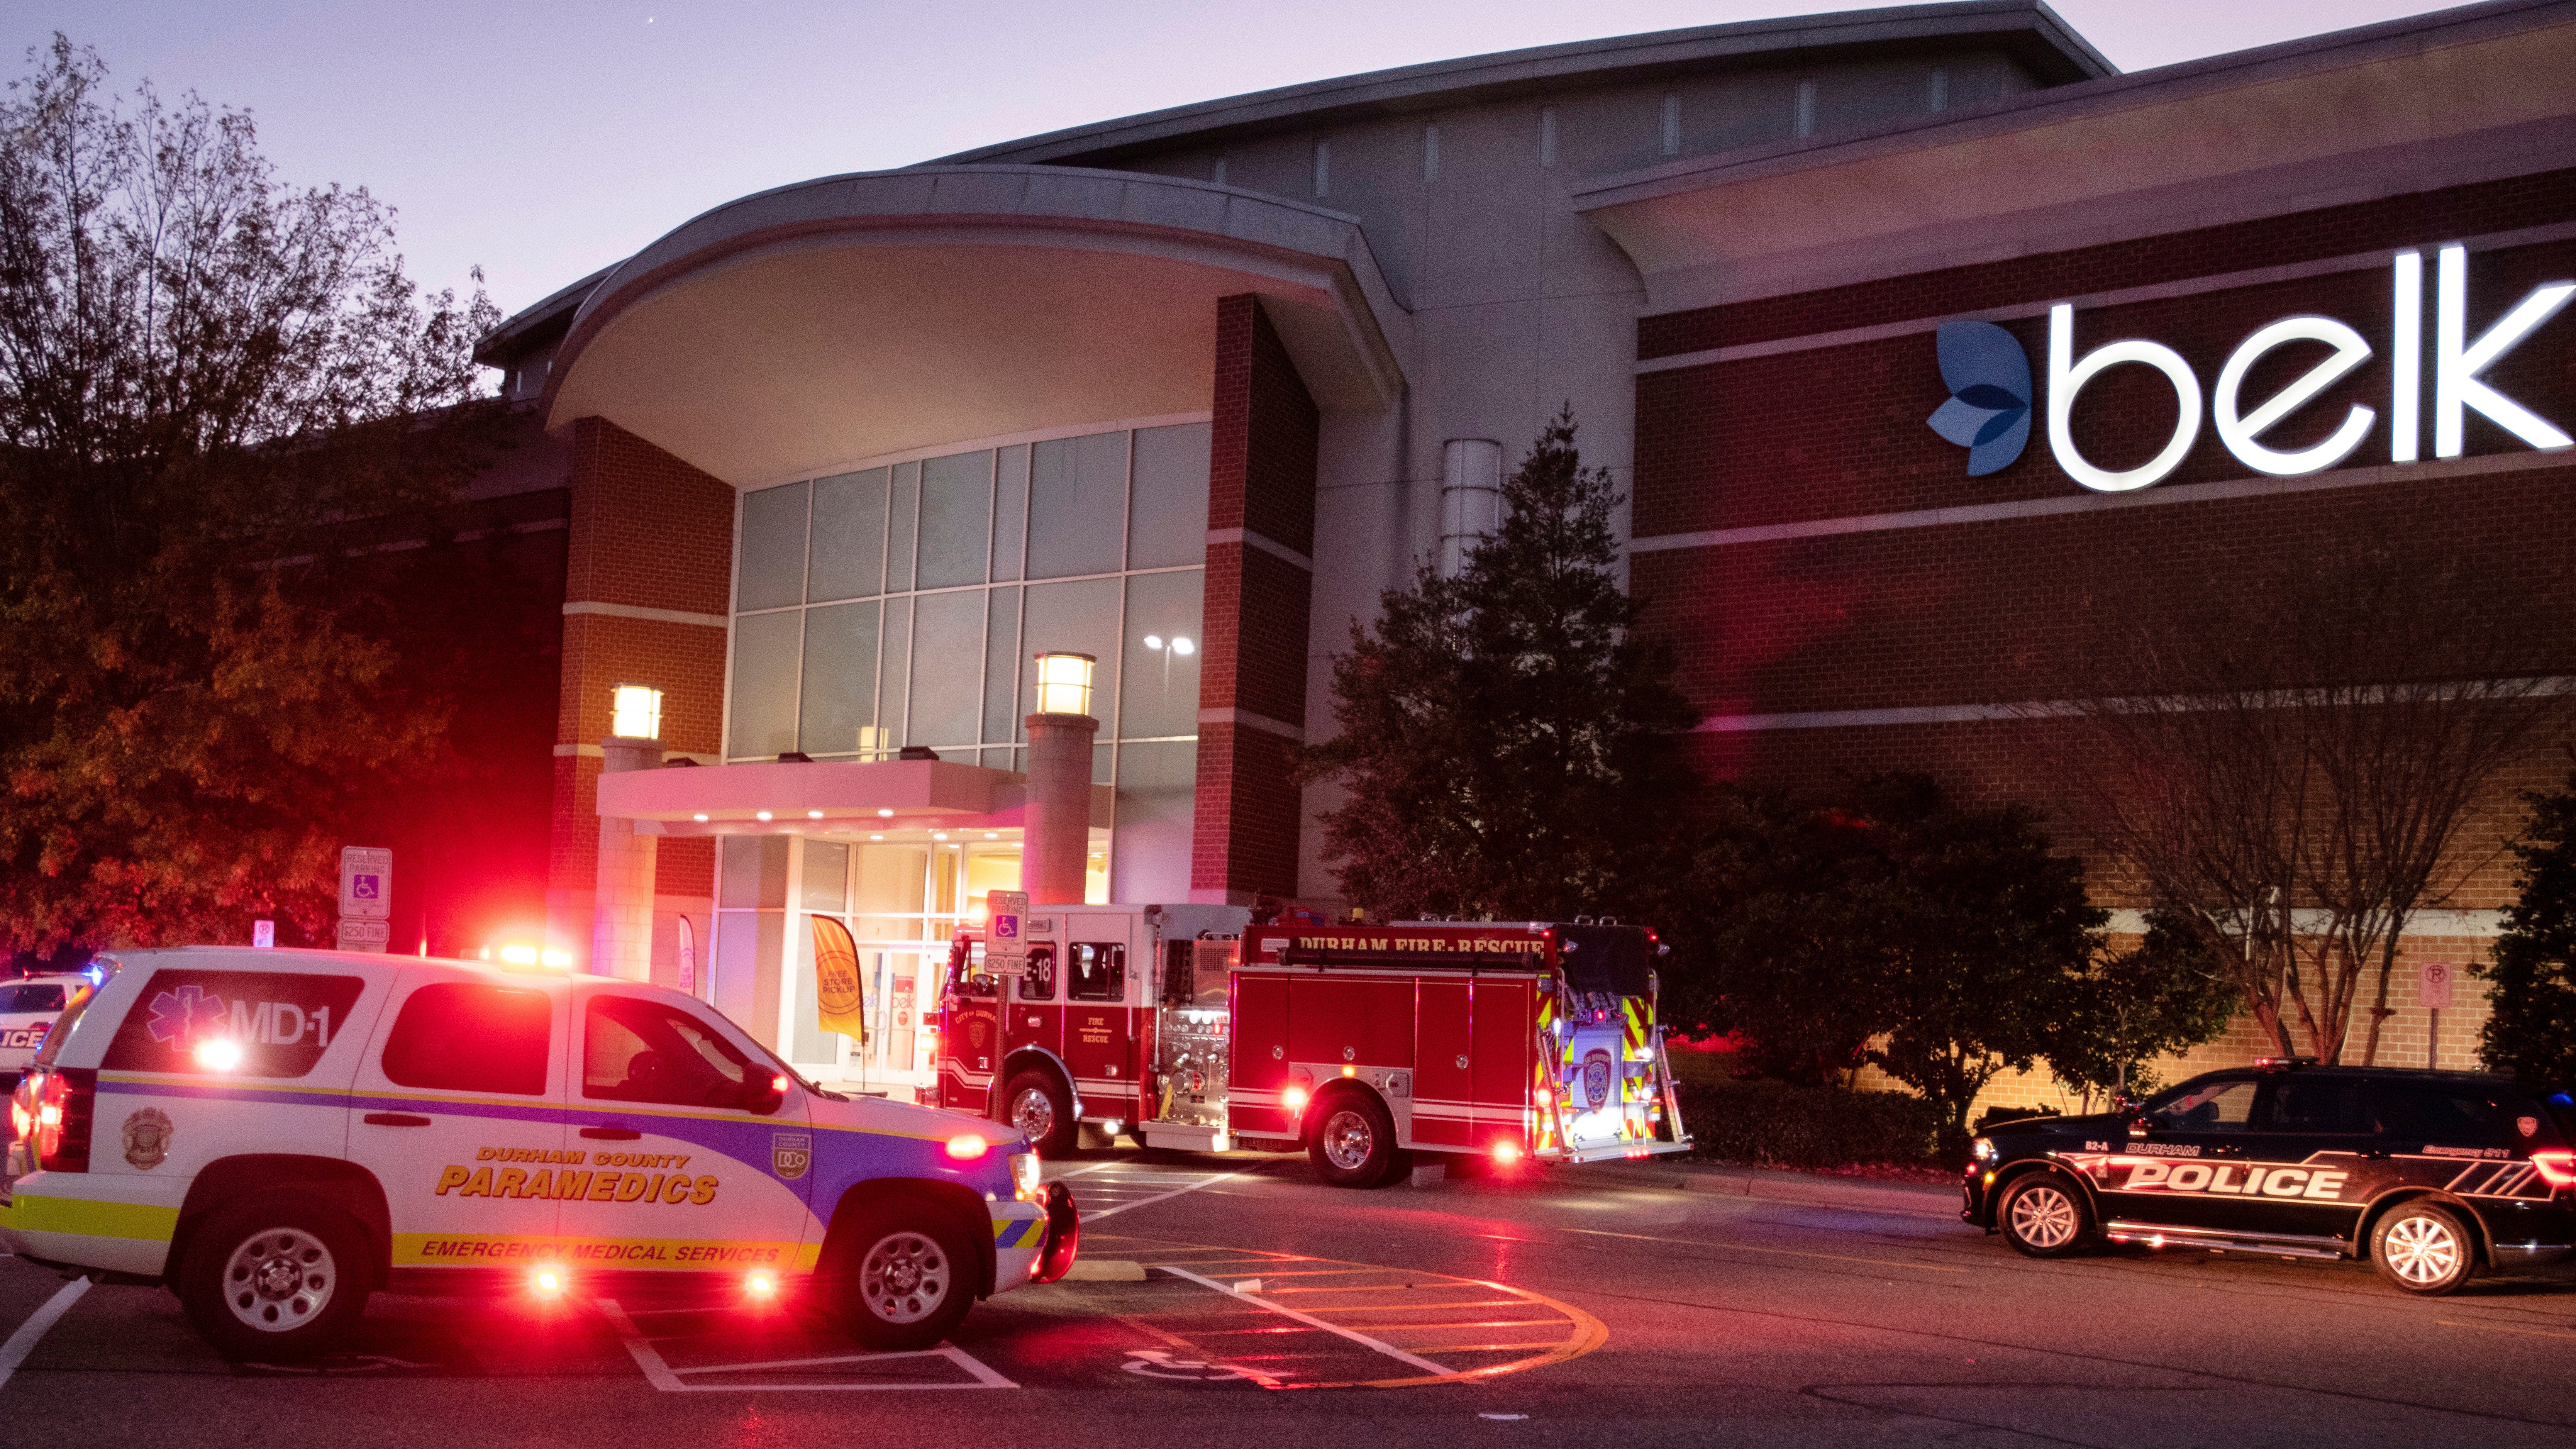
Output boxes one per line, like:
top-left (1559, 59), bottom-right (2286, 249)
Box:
top-left (1971, 1137), bottom-right (1995, 1163)
top-left (1010, 1151), bottom-right (1042, 1202)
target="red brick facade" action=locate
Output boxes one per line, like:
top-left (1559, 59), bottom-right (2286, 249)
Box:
top-left (549, 419), bottom-right (736, 918)
top-left (1633, 164), bottom-right (2576, 1095)
top-left (1196, 295), bottom-right (1320, 901)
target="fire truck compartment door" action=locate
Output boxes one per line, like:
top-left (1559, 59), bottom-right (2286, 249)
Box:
top-left (1230, 974), bottom-right (1292, 1137)
top-left (1412, 981), bottom-right (1474, 1149)
top-left (1287, 979), bottom-right (1414, 1068)
top-left (1470, 979), bottom-right (1534, 1144)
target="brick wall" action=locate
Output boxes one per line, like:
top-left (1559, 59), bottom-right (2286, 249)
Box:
top-left (1196, 295), bottom-right (1320, 900)
top-left (550, 419), bottom-right (737, 924)
top-left (1634, 163), bottom-right (2576, 1108)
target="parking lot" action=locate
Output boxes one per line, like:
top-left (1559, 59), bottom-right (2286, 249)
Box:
top-left (6, 1152), bottom-right (2576, 1448)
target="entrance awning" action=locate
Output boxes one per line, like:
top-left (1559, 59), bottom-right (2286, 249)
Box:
top-left (596, 757), bottom-right (1113, 837)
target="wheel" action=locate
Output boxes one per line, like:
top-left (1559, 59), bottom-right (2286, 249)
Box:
top-left (2371, 1202), bottom-right (2476, 1295)
top-left (1996, 1171), bottom-right (2094, 1258)
top-left (1000, 1069), bottom-right (1076, 1159)
top-left (827, 1204), bottom-right (979, 1351)
top-left (1306, 1090), bottom-right (1402, 1189)
top-left (174, 1193), bottom-right (371, 1361)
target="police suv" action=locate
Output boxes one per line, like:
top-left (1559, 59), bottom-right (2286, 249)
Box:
top-left (1, 947), bottom-right (1076, 1358)
top-left (1, 973), bottom-right (93, 1087)
top-left (1964, 1061), bottom-right (2575, 1294)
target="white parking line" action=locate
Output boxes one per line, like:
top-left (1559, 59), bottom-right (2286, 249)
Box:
top-left (1155, 1266), bottom-right (1453, 1376)
top-left (1083, 1171), bottom-right (1244, 1222)
top-left (0, 1278), bottom-right (89, 1392)
top-left (595, 1298), bottom-right (1015, 1391)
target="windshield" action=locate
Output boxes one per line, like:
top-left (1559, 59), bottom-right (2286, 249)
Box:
top-left (0, 983), bottom-right (66, 1013)
top-left (30, 981), bottom-right (99, 1066)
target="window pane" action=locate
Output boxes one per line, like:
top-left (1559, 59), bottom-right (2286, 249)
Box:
top-left (1067, 942), bottom-right (1126, 1002)
top-left (798, 601), bottom-right (879, 757)
top-left (1118, 569), bottom-right (1204, 739)
top-left (1027, 431), bottom-right (1127, 578)
top-left (2149, 1078), bottom-right (2256, 1130)
top-left (789, 927), bottom-right (833, 1063)
top-left (0, 983), bottom-right (65, 1011)
top-left (720, 836), bottom-right (788, 909)
top-left (1020, 576), bottom-right (1121, 726)
top-left (737, 481), bottom-right (808, 612)
top-left (802, 840), bottom-right (849, 912)
top-left (100, 969), bottom-right (364, 1079)
top-left (381, 983), bottom-right (551, 1095)
top-left (1129, 422), bottom-right (1210, 569)
top-left (584, 995), bottom-right (751, 1106)
top-left (982, 586), bottom-right (1021, 744)
top-left (991, 444), bottom-right (1029, 582)
top-left (917, 450), bottom-right (992, 590)
top-left (908, 589), bottom-right (985, 746)
top-left (728, 610), bottom-right (802, 759)
top-left (855, 844), bottom-right (928, 914)
top-left (1015, 946), bottom-right (1056, 1001)
top-left (1112, 740), bottom-right (1197, 903)
top-left (809, 469), bottom-right (887, 602)
top-left (878, 594), bottom-right (911, 749)
top-left (886, 461), bottom-right (919, 592)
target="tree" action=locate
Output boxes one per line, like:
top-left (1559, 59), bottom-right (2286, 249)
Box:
top-left (2043, 534), bottom-right (2572, 1064)
top-left (0, 38), bottom-right (504, 955)
top-left (1302, 409), bottom-right (1698, 923)
top-left (2476, 768), bottom-right (2576, 1090)
top-left (1687, 773), bottom-right (2104, 1152)
top-left (2043, 907), bottom-right (2239, 1108)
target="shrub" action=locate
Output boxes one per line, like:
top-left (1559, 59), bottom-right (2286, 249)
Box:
top-left (1671, 1077), bottom-right (1942, 1169)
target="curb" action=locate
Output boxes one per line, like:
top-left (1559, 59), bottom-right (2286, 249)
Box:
top-left (1534, 1161), bottom-right (1963, 1219)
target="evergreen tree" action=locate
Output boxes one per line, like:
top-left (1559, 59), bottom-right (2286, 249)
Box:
top-left (1303, 410), bottom-right (1698, 922)
top-left (2477, 769), bottom-right (2576, 1089)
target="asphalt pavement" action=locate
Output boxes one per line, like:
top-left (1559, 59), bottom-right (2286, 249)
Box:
top-left (3, 1150), bottom-right (2573, 1448)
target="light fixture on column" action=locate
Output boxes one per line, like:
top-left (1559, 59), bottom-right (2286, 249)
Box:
top-left (1141, 634), bottom-right (1195, 695)
top-left (1032, 651), bottom-right (1096, 719)
top-left (611, 684), bottom-right (662, 740)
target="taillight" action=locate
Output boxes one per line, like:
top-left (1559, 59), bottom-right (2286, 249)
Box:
top-left (2532, 1150), bottom-right (2575, 1190)
top-left (32, 1068), bottom-right (94, 1172)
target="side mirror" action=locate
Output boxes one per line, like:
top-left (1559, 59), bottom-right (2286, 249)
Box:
top-left (740, 1072), bottom-right (789, 1116)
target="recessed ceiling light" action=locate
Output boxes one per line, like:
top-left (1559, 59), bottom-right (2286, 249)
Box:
top-left (877, 808), bottom-right (894, 818)
top-left (755, 810), bottom-right (772, 821)
top-left (807, 809), bottom-right (824, 819)
top-left (869, 834), bottom-right (884, 841)
top-left (983, 832), bottom-right (998, 839)
top-left (692, 813), bottom-right (708, 822)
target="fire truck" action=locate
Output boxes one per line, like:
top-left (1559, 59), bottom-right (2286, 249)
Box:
top-left (937, 904), bottom-right (1692, 1188)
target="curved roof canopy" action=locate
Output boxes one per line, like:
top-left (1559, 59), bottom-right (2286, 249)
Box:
top-left (544, 165), bottom-right (1409, 487)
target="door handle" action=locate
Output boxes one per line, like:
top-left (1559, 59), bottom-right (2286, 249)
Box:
top-left (363, 1112), bottom-right (432, 1127)
top-left (580, 1126), bottom-right (643, 1141)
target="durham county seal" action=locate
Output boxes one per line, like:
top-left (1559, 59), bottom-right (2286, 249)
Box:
top-left (121, 1107), bottom-right (174, 1170)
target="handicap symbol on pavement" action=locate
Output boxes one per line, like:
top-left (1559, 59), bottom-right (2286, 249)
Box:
top-left (1120, 1348), bottom-right (1271, 1384)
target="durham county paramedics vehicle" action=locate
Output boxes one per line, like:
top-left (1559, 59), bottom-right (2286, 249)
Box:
top-left (2, 947), bottom-right (1076, 1359)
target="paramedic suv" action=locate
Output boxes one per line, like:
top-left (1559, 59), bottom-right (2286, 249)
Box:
top-left (2, 946), bottom-right (1076, 1359)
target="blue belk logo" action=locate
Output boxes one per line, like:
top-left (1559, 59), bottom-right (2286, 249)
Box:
top-left (1927, 320), bottom-right (2032, 476)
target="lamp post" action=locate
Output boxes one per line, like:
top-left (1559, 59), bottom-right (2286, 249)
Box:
top-left (1025, 652), bottom-right (1096, 907)
top-left (1141, 633), bottom-right (1195, 697)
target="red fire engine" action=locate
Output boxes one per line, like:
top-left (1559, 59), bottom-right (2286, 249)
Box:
top-left (938, 904), bottom-right (1692, 1187)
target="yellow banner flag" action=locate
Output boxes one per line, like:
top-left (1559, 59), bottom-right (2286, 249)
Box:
top-left (812, 915), bottom-right (869, 1043)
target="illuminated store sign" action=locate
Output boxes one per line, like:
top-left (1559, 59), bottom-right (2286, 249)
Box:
top-left (1929, 245), bottom-right (2574, 491)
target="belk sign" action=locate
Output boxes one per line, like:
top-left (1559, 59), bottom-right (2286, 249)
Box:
top-left (1929, 244), bottom-right (2573, 490)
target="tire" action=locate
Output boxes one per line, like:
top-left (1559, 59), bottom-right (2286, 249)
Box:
top-left (827, 1203), bottom-right (979, 1351)
top-left (175, 1193), bottom-right (372, 1361)
top-left (1001, 1068), bottom-right (1076, 1159)
top-left (2371, 1201), bottom-right (2477, 1296)
top-left (1996, 1171), bottom-right (2095, 1258)
top-left (1306, 1090), bottom-right (1402, 1189)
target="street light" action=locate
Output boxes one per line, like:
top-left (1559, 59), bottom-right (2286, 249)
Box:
top-left (1141, 634), bottom-right (1195, 696)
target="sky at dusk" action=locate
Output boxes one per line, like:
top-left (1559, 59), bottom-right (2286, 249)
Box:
top-left (5, 1), bottom-right (2481, 330)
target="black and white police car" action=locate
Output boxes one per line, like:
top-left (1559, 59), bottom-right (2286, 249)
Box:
top-left (1963, 1061), bottom-right (2576, 1294)
top-left (0, 973), bottom-right (95, 1090)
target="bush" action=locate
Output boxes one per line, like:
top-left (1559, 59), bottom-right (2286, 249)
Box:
top-left (1672, 1077), bottom-right (1942, 1169)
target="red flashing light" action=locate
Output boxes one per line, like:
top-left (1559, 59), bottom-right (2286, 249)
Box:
top-left (745, 1271), bottom-right (778, 1298)
top-left (530, 1267), bottom-right (566, 1297)
top-left (1492, 1141), bottom-right (1523, 1163)
top-left (945, 1133), bottom-right (990, 1160)
top-left (2534, 1150), bottom-right (2576, 1189)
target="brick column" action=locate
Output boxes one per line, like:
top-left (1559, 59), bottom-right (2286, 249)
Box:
top-left (1193, 295), bottom-right (1318, 904)
top-left (591, 734), bottom-right (661, 978)
top-left (549, 418), bottom-right (735, 972)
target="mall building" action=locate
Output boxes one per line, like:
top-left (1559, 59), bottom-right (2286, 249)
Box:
top-left (467, 0), bottom-right (2576, 1096)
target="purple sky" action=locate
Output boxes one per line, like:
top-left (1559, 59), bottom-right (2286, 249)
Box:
top-left (6, 1), bottom-right (2475, 327)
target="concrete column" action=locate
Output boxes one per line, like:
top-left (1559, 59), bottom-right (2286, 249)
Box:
top-left (1024, 712), bottom-right (1099, 905)
top-left (591, 736), bottom-right (661, 979)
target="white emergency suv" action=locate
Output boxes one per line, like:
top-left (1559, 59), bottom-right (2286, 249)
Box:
top-left (1, 973), bottom-right (93, 1085)
top-left (2, 947), bottom-right (1076, 1360)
